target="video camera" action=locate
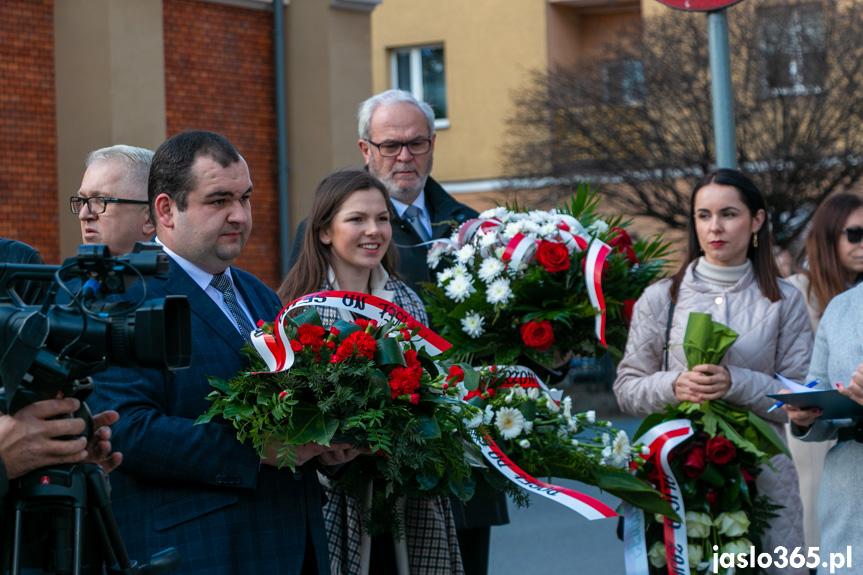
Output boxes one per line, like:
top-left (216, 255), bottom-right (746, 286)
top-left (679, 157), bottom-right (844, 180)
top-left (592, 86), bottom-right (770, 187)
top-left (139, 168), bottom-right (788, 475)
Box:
top-left (0, 242), bottom-right (190, 575)
top-left (0, 242), bottom-right (191, 414)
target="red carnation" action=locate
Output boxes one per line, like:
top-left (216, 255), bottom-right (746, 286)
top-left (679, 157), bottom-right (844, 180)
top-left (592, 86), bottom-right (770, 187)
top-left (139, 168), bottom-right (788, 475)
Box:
top-left (409, 393), bottom-right (420, 405)
top-left (520, 319), bottom-right (555, 351)
top-left (535, 240), bottom-right (571, 273)
top-left (706, 435), bottom-right (737, 465)
top-left (354, 319), bottom-right (378, 332)
top-left (297, 324), bottom-right (326, 351)
top-left (290, 340), bottom-right (304, 353)
top-left (331, 331), bottom-right (377, 363)
top-left (446, 365), bottom-right (465, 385)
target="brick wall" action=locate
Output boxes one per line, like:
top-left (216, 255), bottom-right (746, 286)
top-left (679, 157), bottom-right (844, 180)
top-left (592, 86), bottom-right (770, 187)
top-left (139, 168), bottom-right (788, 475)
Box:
top-left (163, 0), bottom-right (281, 289)
top-left (0, 0), bottom-right (59, 263)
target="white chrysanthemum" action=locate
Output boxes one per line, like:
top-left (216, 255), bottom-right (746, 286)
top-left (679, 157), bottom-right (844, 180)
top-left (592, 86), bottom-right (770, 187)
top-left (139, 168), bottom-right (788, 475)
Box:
top-left (451, 263), bottom-right (470, 278)
top-left (526, 387), bottom-right (539, 400)
top-left (445, 275), bottom-right (475, 303)
top-left (494, 246), bottom-right (506, 260)
top-left (608, 431), bottom-right (632, 467)
top-left (460, 312), bottom-right (485, 338)
top-left (479, 206), bottom-right (507, 219)
top-left (562, 396), bottom-right (572, 419)
top-left (486, 278), bottom-right (514, 305)
top-left (495, 407), bottom-right (525, 440)
top-left (455, 244), bottom-right (476, 266)
top-left (477, 258), bottom-right (505, 282)
top-left (539, 221), bottom-right (559, 236)
top-left (521, 220), bottom-right (541, 237)
top-left (503, 221), bottom-right (525, 239)
top-left (426, 242), bottom-right (448, 268)
top-left (479, 230), bottom-right (499, 248)
top-left (586, 410), bottom-right (596, 423)
top-left (518, 439), bottom-right (531, 449)
top-left (545, 396), bottom-right (560, 413)
top-left (483, 405), bottom-right (495, 425)
top-left (436, 268), bottom-right (454, 286)
top-left (587, 220), bottom-right (610, 236)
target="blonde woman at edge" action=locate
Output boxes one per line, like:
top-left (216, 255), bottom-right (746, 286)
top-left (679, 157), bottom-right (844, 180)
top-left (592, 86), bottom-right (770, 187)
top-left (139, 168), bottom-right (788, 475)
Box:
top-left (277, 170), bottom-right (463, 575)
top-left (613, 169), bottom-right (812, 575)
top-left (785, 192), bottom-right (863, 550)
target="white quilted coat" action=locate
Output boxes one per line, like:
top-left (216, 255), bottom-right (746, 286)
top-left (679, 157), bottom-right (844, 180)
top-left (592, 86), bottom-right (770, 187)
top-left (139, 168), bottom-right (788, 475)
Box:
top-left (614, 261), bottom-right (812, 574)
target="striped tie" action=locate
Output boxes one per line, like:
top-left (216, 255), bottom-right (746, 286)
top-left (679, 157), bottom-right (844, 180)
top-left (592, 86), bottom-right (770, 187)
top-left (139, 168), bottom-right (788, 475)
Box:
top-left (210, 272), bottom-right (255, 342)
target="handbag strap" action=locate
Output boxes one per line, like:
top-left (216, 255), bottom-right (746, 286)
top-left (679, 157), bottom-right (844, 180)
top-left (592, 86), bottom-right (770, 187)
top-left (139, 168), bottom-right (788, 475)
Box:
top-left (664, 300), bottom-right (675, 371)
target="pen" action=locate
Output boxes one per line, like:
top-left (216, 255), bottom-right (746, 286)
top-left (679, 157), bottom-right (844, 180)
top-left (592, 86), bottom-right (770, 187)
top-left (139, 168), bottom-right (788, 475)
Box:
top-left (767, 379), bottom-right (821, 413)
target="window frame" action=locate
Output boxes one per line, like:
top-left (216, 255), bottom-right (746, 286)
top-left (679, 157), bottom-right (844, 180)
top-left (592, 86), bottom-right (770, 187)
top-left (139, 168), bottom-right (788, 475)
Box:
top-left (758, 3), bottom-right (825, 98)
top-left (390, 44), bottom-right (449, 130)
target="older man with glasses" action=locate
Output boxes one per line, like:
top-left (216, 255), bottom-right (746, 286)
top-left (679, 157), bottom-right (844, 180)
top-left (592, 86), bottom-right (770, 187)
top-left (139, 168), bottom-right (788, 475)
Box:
top-left (71, 145), bottom-right (155, 256)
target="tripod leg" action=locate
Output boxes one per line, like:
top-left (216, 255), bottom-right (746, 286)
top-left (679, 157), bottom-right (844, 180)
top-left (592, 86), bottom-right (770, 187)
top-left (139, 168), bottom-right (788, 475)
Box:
top-left (74, 506), bottom-right (85, 575)
top-left (10, 505), bottom-right (24, 575)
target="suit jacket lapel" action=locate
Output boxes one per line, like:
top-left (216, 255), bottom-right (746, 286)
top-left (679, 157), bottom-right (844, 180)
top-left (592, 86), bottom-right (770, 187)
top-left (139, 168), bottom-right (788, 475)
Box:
top-left (161, 262), bottom-right (247, 353)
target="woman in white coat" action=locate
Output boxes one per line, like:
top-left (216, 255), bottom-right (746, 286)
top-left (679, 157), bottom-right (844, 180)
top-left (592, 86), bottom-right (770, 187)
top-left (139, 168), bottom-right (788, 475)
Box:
top-left (614, 169), bottom-right (812, 575)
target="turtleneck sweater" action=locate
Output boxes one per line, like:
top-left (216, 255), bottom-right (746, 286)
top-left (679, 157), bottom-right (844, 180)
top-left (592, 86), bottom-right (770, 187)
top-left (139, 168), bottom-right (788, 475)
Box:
top-left (693, 257), bottom-right (751, 290)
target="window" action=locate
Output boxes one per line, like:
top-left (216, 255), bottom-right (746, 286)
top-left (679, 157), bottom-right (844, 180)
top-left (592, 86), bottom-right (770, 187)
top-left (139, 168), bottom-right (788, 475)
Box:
top-left (601, 59), bottom-right (645, 106)
top-left (391, 45), bottom-right (448, 129)
top-left (759, 4), bottom-right (825, 96)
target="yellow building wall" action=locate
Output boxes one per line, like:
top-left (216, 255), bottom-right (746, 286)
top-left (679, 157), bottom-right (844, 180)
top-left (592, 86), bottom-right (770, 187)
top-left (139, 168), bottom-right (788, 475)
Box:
top-left (370, 0), bottom-right (549, 183)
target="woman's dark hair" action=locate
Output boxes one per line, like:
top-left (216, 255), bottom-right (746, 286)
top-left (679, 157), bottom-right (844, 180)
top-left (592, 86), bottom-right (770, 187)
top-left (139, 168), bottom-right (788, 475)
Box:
top-left (797, 192), bottom-right (863, 315)
top-left (669, 169), bottom-right (782, 302)
top-left (277, 170), bottom-right (398, 305)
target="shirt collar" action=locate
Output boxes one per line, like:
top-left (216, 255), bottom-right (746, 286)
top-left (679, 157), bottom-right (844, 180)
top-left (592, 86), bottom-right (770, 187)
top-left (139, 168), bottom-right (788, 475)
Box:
top-left (390, 188), bottom-right (428, 219)
top-left (154, 236), bottom-right (235, 291)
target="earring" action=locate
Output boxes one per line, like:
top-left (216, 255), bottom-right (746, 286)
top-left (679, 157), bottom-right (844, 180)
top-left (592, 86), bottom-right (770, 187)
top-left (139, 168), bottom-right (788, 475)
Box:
top-left (752, 233), bottom-right (758, 248)
top-left (322, 239), bottom-right (330, 245)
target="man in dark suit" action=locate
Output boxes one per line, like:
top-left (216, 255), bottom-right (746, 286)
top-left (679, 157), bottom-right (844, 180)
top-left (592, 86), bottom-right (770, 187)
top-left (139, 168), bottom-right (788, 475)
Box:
top-left (88, 131), bottom-right (357, 575)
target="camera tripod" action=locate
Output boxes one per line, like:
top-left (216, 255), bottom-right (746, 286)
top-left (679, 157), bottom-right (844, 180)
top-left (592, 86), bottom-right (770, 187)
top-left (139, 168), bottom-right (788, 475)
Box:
top-left (3, 461), bottom-right (179, 575)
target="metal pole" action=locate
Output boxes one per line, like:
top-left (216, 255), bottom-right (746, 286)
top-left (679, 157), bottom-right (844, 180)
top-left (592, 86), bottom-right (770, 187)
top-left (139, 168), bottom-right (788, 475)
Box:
top-left (707, 9), bottom-right (738, 169)
top-left (274, 0), bottom-right (291, 277)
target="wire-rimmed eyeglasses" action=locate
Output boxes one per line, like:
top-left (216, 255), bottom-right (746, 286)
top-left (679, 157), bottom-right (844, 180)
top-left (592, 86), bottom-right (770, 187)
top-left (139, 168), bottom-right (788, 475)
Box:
top-left (365, 138), bottom-right (432, 157)
top-left (70, 196), bottom-right (149, 215)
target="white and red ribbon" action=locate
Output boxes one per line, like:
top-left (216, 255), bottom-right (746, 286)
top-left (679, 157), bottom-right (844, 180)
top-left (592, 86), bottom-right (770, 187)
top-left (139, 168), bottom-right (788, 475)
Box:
top-left (584, 240), bottom-right (612, 346)
top-left (477, 433), bottom-right (618, 521)
top-left (624, 420), bottom-right (695, 575)
top-left (492, 364), bottom-right (563, 404)
top-left (250, 290), bottom-right (451, 374)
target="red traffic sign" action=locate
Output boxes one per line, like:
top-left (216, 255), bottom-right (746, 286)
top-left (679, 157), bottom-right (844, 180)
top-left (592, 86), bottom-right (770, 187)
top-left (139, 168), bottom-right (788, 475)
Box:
top-left (655, 0), bottom-right (744, 10)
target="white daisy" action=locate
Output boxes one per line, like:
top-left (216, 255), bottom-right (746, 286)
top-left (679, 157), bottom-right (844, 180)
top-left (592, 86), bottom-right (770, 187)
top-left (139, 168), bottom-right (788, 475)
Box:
top-left (608, 431), bottom-right (632, 467)
top-left (477, 258), bottom-right (505, 282)
top-left (494, 407), bottom-right (525, 440)
top-left (445, 275), bottom-right (475, 303)
top-left (455, 244), bottom-right (476, 266)
top-left (518, 439), bottom-right (531, 449)
top-left (485, 278), bottom-right (513, 305)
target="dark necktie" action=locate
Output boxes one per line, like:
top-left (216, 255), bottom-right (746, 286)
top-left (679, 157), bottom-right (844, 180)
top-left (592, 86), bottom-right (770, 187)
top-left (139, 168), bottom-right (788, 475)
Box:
top-left (210, 272), bottom-right (255, 341)
top-left (403, 204), bottom-right (431, 243)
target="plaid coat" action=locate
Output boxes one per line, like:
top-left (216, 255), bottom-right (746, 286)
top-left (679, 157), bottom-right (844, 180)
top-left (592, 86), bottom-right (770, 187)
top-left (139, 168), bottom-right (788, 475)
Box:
top-left (317, 268), bottom-right (464, 575)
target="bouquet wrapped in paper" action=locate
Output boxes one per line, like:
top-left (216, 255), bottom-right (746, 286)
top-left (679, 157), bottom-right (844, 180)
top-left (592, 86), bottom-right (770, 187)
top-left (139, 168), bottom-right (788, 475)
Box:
top-left (626, 313), bottom-right (790, 574)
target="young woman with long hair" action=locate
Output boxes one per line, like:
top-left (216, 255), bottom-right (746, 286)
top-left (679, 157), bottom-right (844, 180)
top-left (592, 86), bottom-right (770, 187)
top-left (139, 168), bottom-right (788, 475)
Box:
top-left (278, 170), bottom-right (463, 575)
top-left (614, 169), bottom-right (812, 574)
top-left (784, 192), bottom-right (863, 551)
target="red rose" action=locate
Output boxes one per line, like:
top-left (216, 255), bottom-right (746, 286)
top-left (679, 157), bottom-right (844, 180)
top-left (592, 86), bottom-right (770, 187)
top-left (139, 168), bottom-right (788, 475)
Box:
top-left (520, 320), bottom-right (555, 351)
top-left (535, 240), bottom-right (571, 273)
top-left (608, 227), bottom-right (632, 249)
top-left (622, 299), bottom-right (636, 327)
top-left (706, 435), bottom-right (737, 465)
top-left (741, 468), bottom-right (756, 485)
top-left (706, 489), bottom-right (719, 510)
top-left (682, 446), bottom-right (707, 478)
top-left (622, 245), bottom-right (639, 266)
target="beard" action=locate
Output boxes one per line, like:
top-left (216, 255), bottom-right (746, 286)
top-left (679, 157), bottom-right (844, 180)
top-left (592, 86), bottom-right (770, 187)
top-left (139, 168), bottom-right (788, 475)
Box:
top-left (368, 154), bottom-right (433, 203)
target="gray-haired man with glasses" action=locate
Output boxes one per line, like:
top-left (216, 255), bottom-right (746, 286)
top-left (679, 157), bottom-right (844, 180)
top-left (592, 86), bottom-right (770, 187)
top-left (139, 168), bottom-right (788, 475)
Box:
top-left (71, 145), bottom-right (155, 256)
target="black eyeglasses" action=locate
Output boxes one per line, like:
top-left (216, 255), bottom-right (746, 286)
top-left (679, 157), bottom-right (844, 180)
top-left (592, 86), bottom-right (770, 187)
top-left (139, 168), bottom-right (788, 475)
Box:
top-left (843, 226), bottom-right (863, 244)
top-left (70, 196), bottom-right (149, 215)
top-left (365, 138), bottom-right (432, 157)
